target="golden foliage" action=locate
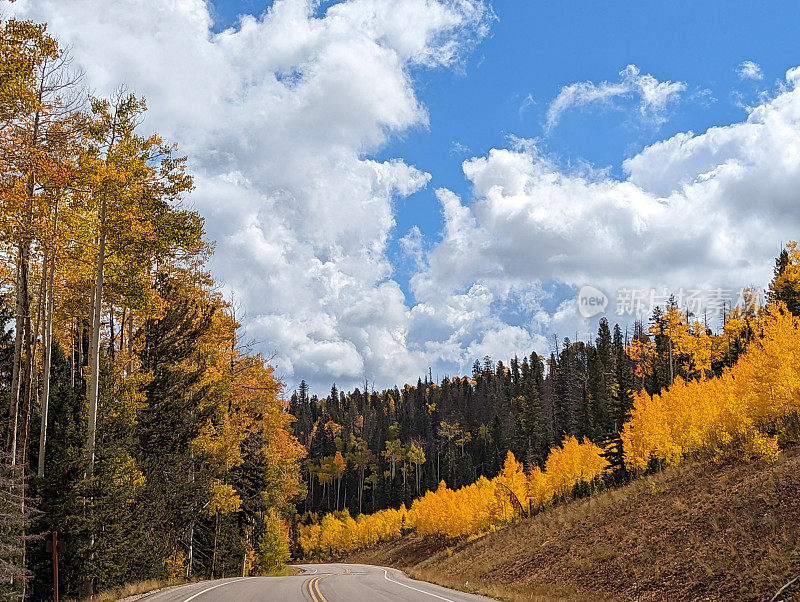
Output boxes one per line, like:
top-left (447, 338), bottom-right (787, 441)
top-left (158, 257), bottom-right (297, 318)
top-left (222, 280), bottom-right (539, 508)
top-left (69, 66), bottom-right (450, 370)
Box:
top-left (303, 443), bottom-right (607, 556)
top-left (298, 505), bottom-right (407, 558)
top-left (205, 479), bottom-right (242, 516)
top-left (539, 436), bottom-right (607, 500)
top-left (163, 551), bottom-right (186, 581)
top-left (299, 302), bottom-right (800, 560)
top-left (622, 302), bottom-right (800, 469)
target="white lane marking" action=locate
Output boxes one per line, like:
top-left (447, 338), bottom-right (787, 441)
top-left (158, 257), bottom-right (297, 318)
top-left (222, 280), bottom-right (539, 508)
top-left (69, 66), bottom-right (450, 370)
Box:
top-left (181, 578), bottom-right (250, 602)
top-left (381, 569), bottom-right (458, 602)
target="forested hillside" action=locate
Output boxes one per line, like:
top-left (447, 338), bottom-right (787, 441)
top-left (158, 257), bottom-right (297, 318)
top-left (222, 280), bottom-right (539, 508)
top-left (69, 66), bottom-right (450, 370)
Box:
top-left (290, 287), bottom-right (759, 518)
top-left (293, 245), bottom-right (800, 558)
top-left (0, 19), bottom-right (304, 600)
top-left (346, 449), bottom-right (800, 601)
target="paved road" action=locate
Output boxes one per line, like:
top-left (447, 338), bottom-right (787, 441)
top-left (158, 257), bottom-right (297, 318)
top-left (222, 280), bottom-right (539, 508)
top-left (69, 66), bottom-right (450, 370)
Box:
top-left (136, 563), bottom-right (493, 602)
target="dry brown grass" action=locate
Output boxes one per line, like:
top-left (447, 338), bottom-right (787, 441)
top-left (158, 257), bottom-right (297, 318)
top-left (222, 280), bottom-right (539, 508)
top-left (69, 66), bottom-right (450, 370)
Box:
top-left (72, 566), bottom-right (300, 601)
top-left (348, 448), bottom-right (800, 601)
top-left (65, 578), bottom-right (184, 602)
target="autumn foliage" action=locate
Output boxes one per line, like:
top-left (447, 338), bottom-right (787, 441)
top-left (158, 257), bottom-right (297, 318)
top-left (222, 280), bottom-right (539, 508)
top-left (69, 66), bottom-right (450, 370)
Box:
top-left (302, 293), bottom-right (800, 558)
top-left (301, 437), bottom-right (606, 555)
top-left (0, 17), bottom-right (305, 595)
top-left (299, 504), bottom-right (408, 557)
top-left (622, 303), bottom-right (800, 469)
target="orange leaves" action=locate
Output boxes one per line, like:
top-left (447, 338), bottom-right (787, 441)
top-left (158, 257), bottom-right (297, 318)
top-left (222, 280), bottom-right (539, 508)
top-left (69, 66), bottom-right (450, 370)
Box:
top-left (191, 414), bottom-right (249, 473)
top-left (410, 477), bottom-right (496, 540)
top-left (261, 427), bottom-right (307, 507)
top-left (297, 523), bottom-right (322, 558)
top-left (626, 337), bottom-right (656, 380)
top-left (622, 302), bottom-right (800, 469)
top-left (650, 305), bottom-right (716, 379)
top-left (494, 451), bottom-right (527, 521)
top-left (182, 289), bottom-right (304, 516)
top-left (332, 451), bottom-right (346, 476)
top-left (520, 437), bottom-right (607, 511)
top-left (300, 302), bottom-right (800, 561)
top-left (743, 432), bottom-right (780, 463)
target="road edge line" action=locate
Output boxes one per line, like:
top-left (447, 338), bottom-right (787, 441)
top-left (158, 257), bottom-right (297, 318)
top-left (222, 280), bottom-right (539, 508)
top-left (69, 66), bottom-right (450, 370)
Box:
top-left (381, 568), bottom-right (457, 602)
top-left (181, 577), bottom-right (250, 602)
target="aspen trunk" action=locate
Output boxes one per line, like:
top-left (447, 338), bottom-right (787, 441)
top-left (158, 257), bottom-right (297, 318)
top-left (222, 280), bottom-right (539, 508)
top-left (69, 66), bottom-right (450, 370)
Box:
top-left (38, 241), bottom-right (56, 477)
top-left (12, 93), bottom-right (42, 469)
top-left (21, 252), bottom-right (45, 473)
top-left (186, 522), bottom-right (194, 579)
top-left (16, 245), bottom-right (34, 470)
top-left (8, 247), bottom-right (26, 465)
top-left (211, 511), bottom-right (219, 578)
top-left (119, 307), bottom-right (126, 356)
top-left (108, 306), bottom-right (115, 360)
top-left (70, 321), bottom-right (75, 387)
top-left (85, 195), bottom-right (108, 476)
top-left (126, 310), bottom-right (134, 376)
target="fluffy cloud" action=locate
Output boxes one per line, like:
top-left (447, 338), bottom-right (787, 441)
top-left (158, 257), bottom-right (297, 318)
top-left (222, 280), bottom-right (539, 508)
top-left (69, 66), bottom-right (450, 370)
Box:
top-left (545, 64), bottom-right (687, 132)
top-left (9, 0), bottom-right (491, 391)
top-left (737, 60), bottom-right (764, 81)
top-left (414, 69), bottom-right (800, 348)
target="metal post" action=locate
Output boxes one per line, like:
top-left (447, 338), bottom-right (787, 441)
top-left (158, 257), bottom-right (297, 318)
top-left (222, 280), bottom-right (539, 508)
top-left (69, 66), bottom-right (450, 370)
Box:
top-left (52, 531), bottom-right (59, 602)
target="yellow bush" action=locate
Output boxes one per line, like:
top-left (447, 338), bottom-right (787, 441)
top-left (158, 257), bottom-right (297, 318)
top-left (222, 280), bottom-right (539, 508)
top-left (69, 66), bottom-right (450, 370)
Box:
top-left (163, 551), bottom-right (185, 580)
top-left (301, 505), bottom-right (408, 558)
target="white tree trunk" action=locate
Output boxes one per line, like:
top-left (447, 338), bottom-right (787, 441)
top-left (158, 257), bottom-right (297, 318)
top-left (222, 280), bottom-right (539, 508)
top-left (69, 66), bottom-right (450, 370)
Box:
top-left (8, 248), bottom-right (25, 466)
top-left (38, 203), bottom-right (58, 477)
top-left (85, 196), bottom-right (107, 477)
top-left (37, 256), bottom-right (55, 477)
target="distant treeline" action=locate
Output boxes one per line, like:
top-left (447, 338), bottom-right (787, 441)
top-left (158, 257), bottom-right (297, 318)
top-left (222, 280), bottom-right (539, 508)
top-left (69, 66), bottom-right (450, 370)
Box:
top-left (291, 276), bottom-right (764, 518)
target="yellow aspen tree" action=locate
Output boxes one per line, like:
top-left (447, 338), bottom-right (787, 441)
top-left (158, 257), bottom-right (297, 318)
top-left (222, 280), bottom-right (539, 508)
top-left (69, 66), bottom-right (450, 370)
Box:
top-left (81, 91), bottom-right (199, 475)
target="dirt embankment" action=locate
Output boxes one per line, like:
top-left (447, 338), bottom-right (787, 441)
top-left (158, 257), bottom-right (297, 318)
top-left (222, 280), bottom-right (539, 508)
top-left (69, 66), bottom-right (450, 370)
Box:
top-left (347, 449), bottom-right (800, 602)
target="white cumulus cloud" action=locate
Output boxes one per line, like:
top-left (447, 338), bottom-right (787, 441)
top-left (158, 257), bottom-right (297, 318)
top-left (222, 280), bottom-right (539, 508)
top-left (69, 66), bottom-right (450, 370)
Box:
top-left (7, 1), bottom-right (800, 393)
top-left (415, 68), bottom-right (800, 350)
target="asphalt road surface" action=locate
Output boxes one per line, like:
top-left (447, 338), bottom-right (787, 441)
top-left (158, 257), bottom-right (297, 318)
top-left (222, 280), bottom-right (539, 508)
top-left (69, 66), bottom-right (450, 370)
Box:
top-left (136, 563), bottom-right (493, 602)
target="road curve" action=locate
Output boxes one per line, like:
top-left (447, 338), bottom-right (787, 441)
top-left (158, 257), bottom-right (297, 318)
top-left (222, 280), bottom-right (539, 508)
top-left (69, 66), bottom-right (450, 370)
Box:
top-left (136, 563), bottom-right (493, 602)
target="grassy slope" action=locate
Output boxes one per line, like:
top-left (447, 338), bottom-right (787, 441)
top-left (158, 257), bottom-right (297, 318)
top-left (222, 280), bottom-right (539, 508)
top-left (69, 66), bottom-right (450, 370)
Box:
top-left (347, 448), bottom-right (800, 601)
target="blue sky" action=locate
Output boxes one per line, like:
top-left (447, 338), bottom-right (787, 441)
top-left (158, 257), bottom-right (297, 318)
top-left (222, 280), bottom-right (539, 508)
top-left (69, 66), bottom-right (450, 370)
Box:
top-left (16, 0), bottom-right (800, 392)
top-left (212, 0), bottom-right (798, 305)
